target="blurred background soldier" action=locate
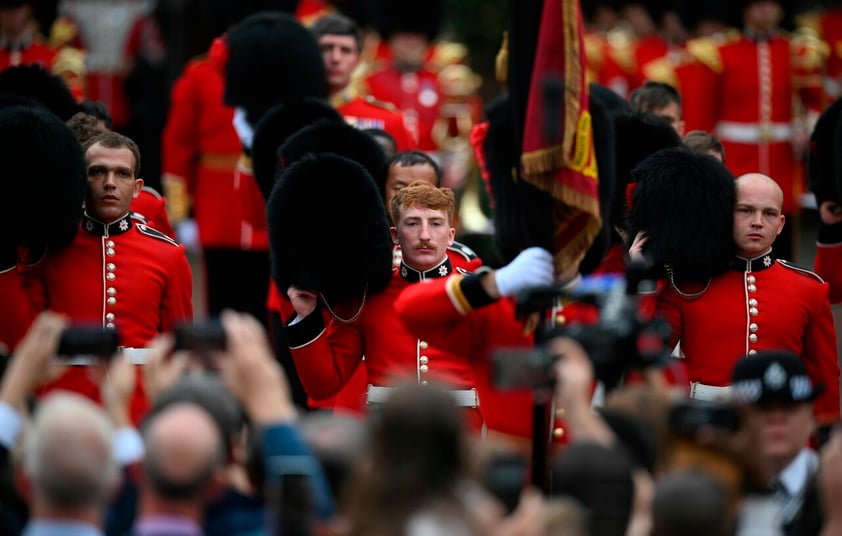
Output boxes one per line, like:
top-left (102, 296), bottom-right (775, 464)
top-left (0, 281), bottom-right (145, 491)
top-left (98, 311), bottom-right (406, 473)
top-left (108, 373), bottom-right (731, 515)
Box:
top-left (0, 0), bottom-right (56, 70)
top-left (364, 0), bottom-right (445, 155)
top-left (681, 0), bottom-right (822, 260)
top-left (161, 1), bottom-right (296, 320)
top-left (310, 13), bottom-right (415, 152)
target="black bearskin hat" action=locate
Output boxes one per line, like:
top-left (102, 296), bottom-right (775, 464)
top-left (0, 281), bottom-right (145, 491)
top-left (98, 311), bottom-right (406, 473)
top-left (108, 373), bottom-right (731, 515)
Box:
top-left (676, 0), bottom-right (732, 33)
top-left (0, 65), bottom-right (79, 121)
top-left (482, 94), bottom-right (553, 265)
top-left (371, 0), bottom-right (444, 42)
top-left (251, 99), bottom-right (343, 201)
top-left (581, 0), bottom-right (622, 21)
top-left (617, 0), bottom-right (672, 26)
top-left (278, 120), bottom-right (389, 198)
top-left (629, 147), bottom-right (736, 281)
top-left (204, 0), bottom-right (300, 36)
top-left (727, 0), bottom-right (792, 30)
top-left (580, 84), bottom-right (619, 274)
top-left (0, 106), bottom-right (86, 253)
top-left (224, 12), bottom-right (328, 126)
top-left (267, 153), bottom-right (393, 306)
top-left (808, 97), bottom-right (842, 206)
top-left (611, 113), bottom-right (682, 229)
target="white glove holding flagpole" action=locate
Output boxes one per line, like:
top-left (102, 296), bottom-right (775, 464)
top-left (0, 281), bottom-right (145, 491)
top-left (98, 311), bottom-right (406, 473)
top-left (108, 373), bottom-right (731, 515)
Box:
top-left (494, 247), bottom-right (555, 297)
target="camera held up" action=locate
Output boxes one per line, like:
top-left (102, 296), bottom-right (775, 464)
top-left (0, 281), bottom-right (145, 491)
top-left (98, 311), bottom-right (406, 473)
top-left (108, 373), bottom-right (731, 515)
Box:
top-left (492, 260), bottom-right (672, 392)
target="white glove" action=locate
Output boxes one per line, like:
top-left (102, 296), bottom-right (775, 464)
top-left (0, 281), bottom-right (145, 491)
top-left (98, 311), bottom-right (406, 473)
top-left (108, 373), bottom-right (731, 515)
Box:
top-left (494, 247), bottom-right (555, 297)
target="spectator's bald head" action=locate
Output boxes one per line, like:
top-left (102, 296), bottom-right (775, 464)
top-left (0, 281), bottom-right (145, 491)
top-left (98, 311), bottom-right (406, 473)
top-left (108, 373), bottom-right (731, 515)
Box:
top-left (24, 393), bottom-right (119, 510)
top-left (143, 402), bottom-right (225, 501)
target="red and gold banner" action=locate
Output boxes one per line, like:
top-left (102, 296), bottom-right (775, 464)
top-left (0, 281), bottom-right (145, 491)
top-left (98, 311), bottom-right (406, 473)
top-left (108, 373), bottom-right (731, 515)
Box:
top-left (520, 0), bottom-right (600, 274)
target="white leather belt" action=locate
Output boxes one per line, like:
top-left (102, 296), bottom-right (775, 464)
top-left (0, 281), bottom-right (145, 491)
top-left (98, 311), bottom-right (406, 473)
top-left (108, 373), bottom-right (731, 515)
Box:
top-left (366, 385), bottom-right (479, 408)
top-left (716, 121), bottom-right (793, 143)
top-left (63, 347), bottom-right (153, 366)
top-left (120, 347), bottom-right (154, 365)
top-left (689, 382), bottom-right (732, 402)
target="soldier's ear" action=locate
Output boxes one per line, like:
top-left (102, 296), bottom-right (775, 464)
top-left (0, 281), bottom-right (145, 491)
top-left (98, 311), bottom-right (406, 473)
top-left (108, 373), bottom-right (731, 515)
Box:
top-left (390, 227), bottom-right (399, 244)
top-left (132, 178), bottom-right (144, 199)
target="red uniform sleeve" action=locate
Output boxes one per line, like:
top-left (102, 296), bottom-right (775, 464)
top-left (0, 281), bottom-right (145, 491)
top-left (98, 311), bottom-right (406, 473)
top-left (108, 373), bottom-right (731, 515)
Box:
top-left (162, 62), bottom-right (202, 195)
top-left (803, 282), bottom-right (841, 424)
top-left (815, 225), bottom-right (842, 304)
top-left (159, 245), bottom-right (193, 338)
top-left (676, 60), bottom-right (719, 134)
top-left (0, 265), bottom-right (37, 350)
top-left (654, 285), bottom-right (684, 350)
top-left (395, 273), bottom-right (527, 362)
top-left (285, 311), bottom-right (365, 400)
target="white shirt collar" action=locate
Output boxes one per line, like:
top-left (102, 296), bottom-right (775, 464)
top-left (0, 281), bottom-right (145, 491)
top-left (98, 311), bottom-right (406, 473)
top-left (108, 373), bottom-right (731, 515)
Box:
top-left (777, 447), bottom-right (817, 496)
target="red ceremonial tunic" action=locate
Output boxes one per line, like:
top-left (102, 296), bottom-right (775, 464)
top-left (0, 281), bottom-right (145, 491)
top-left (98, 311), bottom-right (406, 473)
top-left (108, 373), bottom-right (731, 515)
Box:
top-left (161, 53), bottom-right (258, 249)
top-left (0, 36), bottom-right (56, 71)
top-left (656, 251), bottom-right (840, 423)
top-left (267, 242), bottom-right (481, 413)
top-left (286, 256), bottom-right (483, 429)
top-left (29, 212), bottom-right (193, 422)
top-left (395, 270), bottom-right (577, 446)
top-left (365, 66), bottom-right (441, 152)
top-left (684, 32), bottom-right (809, 215)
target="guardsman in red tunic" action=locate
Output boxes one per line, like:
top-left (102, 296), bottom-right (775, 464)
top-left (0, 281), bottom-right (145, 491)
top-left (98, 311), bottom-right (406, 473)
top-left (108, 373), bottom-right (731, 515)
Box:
top-left (364, 1), bottom-right (444, 153)
top-left (582, 0), bottom-right (633, 96)
top-left (0, 0), bottom-right (56, 71)
top-left (394, 246), bottom-right (585, 449)
top-left (161, 43), bottom-right (253, 315)
top-left (310, 13), bottom-right (415, 151)
top-left (30, 132), bottom-right (193, 423)
top-left (286, 182), bottom-right (485, 427)
top-left (681, 0), bottom-right (820, 259)
top-left (796, 4), bottom-right (842, 103)
top-left (655, 173), bottom-right (839, 425)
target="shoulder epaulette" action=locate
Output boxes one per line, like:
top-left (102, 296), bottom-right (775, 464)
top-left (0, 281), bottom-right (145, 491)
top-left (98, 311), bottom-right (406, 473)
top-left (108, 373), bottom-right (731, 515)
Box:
top-left (606, 28), bottom-right (636, 72)
top-left (141, 186), bottom-right (163, 199)
top-left (790, 27), bottom-right (830, 70)
top-left (685, 36), bottom-right (725, 73)
top-left (363, 95), bottom-right (398, 112)
top-left (584, 33), bottom-right (605, 68)
top-left (48, 16), bottom-right (79, 47)
top-left (137, 223), bottom-right (180, 247)
top-left (641, 57), bottom-right (677, 87)
top-left (795, 11), bottom-right (820, 33)
top-left (777, 259), bottom-right (825, 283)
top-left (448, 241), bottom-right (479, 261)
